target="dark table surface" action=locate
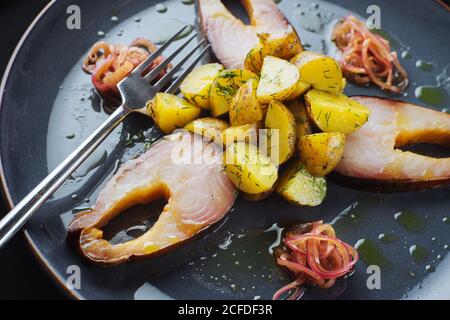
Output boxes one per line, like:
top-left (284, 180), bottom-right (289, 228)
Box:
top-left (0, 0), bottom-right (449, 301)
top-left (0, 0), bottom-right (65, 300)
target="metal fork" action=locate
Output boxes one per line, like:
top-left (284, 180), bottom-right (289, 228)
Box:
top-left (0, 25), bottom-right (210, 249)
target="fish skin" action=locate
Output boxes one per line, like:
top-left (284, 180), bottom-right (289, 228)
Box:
top-left (335, 96), bottom-right (450, 183)
top-left (68, 132), bottom-right (236, 265)
top-left (198, 0), bottom-right (292, 69)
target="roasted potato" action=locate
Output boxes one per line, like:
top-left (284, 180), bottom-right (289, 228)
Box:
top-left (290, 51), bottom-right (343, 95)
top-left (257, 56), bottom-right (300, 104)
top-left (286, 99), bottom-right (312, 138)
top-left (244, 28), bottom-right (302, 73)
top-left (298, 133), bottom-right (346, 176)
top-left (180, 63), bottom-right (224, 109)
top-left (286, 80), bottom-right (311, 101)
top-left (276, 161), bottom-right (327, 206)
top-left (149, 93), bottom-right (201, 134)
top-left (244, 42), bottom-right (266, 74)
top-left (229, 79), bottom-right (264, 127)
top-left (210, 69), bottom-right (259, 117)
top-left (305, 89), bottom-right (370, 134)
top-left (242, 185), bottom-right (275, 202)
top-left (264, 100), bottom-right (296, 165)
top-left (221, 123), bottom-right (259, 146)
top-left (184, 117), bottom-right (229, 142)
top-left (224, 142), bottom-right (278, 194)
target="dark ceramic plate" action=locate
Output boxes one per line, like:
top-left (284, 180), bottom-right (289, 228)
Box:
top-left (1, 0), bottom-right (449, 300)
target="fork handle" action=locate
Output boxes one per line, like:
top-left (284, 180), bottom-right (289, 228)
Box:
top-left (0, 105), bottom-right (129, 249)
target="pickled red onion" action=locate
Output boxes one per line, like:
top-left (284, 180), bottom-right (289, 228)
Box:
top-left (332, 15), bottom-right (408, 94)
top-left (273, 221), bottom-right (358, 300)
top-left (82, 38), bottom-right (168, 106)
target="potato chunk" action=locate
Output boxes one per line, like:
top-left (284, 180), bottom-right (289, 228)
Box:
top-left (242, 186), bottom-right (275, 202)
top-left (290, 51), bottom-right (343, 95)
top-left (264, 100), bottom-right (296, 165)
top-left (299, 132), bottom-right (346, 176)
top-left (221, 123), bottom-right (259, 146)
top-left (209, 69), bottom-right (259, 117)
top-left (286, 99), bottom-right (312, 139)
top-left (276, 161), bottom-right (327, 206)
top-left (229, 79), bottom-right (264, 127)
top-left (180, 63), bottom-right (224, 109)
top-left (257, 56), bottom-right (300, 104)
top-left (224, 142), bottom-right (278, 194)
top-left (305, 89), bottom-right (370, 134)
top-left (286, 80), bottom-right (311, 101)
top-left (184, 117), bottom-right (229, 142)
top-left (149, 93), bottom-right (201, 134)
top-left (244, 29), bottom-right (302, 73)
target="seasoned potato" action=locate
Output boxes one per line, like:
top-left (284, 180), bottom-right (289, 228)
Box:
top-left (224, 142), bottom-right (278, 194)
top-left (286, 80), bottom-right (311, 101)
top-left (149, 93), bottom-right (201, 134)
top-left (229, 79), bottom-right (264, 127)
top-left (342, 78), bottom-right (347, 90)
top-left (210, 69), bottom-right (259, 117)
top-left (268, 28), bottom-right (303, 61)
top-left (290, 51), bottom-right (343, 95)
top-left (299, 133), bottom-right (346, 176)
top-left (264, 101), bottom-right (296, 165)
top-left (243, 185), bottom-right (275, 202)
top-left (276, 161), bottom-right (327, 206)
top-left (286, 99), bottom-right (312, 138)
top-left (184, 117), bottom-right (229, 142)
top-left (180, 63), bottom-right (224, 109)
top-left (257, 56), bottom-right (300, 104)
top-left (221, 123), bottom-right (259, 146)
top-left (244, 42), bottom-right (266, 74)
top-left (244, 29), bottom-right (302, 73)
top-left (305, 89), bottom-right (370, 134)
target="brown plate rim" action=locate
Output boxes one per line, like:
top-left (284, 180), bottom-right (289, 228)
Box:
top-left (0, 0), bottom-right (82, 300)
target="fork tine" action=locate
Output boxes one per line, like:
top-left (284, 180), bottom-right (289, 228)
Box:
top-left (154, 39), bottom-right (208, 92)
top-left (132, 25), bottom-right (191, 76)
top-left (143, 32), bottom-right (198, 82)
top-left (165, 44), bottom-right (211, 94)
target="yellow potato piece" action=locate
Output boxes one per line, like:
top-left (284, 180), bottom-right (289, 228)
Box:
top-left (242, 185), bottom-right (275, 202)
top-left (150, 93), bottom-right (201, 134)
top-left (291, 51), bottom-right (343, 95)
top-left (299, 132), bottom-right (346, 176)
top-left (305, 89), bottom-right (370, 134)
top-left (229, 79), bottom-right (264, 127)
top-left (221, 123), bottom-right (259, 147)
top-left (257, 56), bottom-right (300, 104)
top-left (244, 42), bottom-right (265, 74)
top-left (224, 142), bottom-right (278, 194)
top-left (286, 99), bottom-right (312, 139)
top-left (342, 78), bottom-right (347, 90)
top-left (210, 69), bottom-right (259, 117)
top-left (286, 80), bottom-right (311, 101)
top-left (244, 28), bottom-right (303, 73)
top-left (264, 100), bottom-right (296, 165)
top-left (276, 161), bottom-right (327, 207)
top-left (184, 117), bottom-right (229, 142)
top-left (180, 63), bottom-right (224, 109)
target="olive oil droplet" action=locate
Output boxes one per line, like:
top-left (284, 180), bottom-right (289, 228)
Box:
top-left (409, 244), bottom-right (428, 261)
top-left (414, 86), bottom-right (447, 105)
top-left (415, 60), bottom-right (433, 72)
top-left (394, 210), bottom-right (424, 232)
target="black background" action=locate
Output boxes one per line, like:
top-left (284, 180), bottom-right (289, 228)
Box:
top-left (0, 0), bottom-right (449, 300)
top-left (0, 0), bottom-right (64, 300)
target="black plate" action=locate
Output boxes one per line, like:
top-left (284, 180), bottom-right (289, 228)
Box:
top-left (1, 0), bottom-right (449, 300)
